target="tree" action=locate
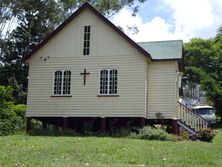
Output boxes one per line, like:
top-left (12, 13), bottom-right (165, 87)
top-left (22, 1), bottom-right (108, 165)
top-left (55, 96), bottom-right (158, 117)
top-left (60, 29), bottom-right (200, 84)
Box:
top-left (0, 0), bottom-right (62, 104)
top-left (0, 0), bottom-right (20, 39)
top-left (60, 0), bottom-right (146, 18)
top-left (215, 25), bottom-right (222, 43)
top-left (184, 30), bottom-right (222, 122)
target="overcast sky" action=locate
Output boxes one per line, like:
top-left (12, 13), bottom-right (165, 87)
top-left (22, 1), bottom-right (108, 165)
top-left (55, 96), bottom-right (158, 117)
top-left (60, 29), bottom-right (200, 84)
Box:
top-left (111, 0), bottom-right (222, 42)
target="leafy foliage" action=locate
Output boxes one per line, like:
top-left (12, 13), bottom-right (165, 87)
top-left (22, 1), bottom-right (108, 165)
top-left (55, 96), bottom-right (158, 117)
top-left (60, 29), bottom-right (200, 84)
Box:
top-left (0, 0), bottom-right (62, 104)
top-left (199, 128), bottom-right (216, 142)
top-left (111, 127), bottom-right (133, 137)
top-left (60, 0), bottom-right (147, 18)
top-left (0, 0), bottom-right (20, 39)
top-left (0, 85), bottom-right (26, 135)
top-left (130, 126), bottom-right (170, 141)
top-left (184, 27), bottom-right (222, 119)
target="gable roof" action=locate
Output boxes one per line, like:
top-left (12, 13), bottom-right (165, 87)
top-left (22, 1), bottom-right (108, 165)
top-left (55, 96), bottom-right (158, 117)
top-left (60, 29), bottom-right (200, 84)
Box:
top-left (23, 2), bottom-right (151, 61)
top-left (138, 40), bottom-right (183, 60)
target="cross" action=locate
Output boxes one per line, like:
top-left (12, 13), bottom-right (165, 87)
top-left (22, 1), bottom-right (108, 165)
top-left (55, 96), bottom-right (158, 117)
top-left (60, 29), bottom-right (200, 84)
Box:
top-left (80, 68), bottom-right (90, 86)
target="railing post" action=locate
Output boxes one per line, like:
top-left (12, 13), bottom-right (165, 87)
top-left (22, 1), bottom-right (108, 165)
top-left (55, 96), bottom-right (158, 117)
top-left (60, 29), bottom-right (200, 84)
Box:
top-left (197, 118), bottom-right (200, 131)
top-left (178, 103), bottom-right (181, 118)
top-left (177, 101), bottom-right (209, 132)
top-left (191, 113), bottom-right (195, 129)
top-left (183, 106), bottom-right (185, 121)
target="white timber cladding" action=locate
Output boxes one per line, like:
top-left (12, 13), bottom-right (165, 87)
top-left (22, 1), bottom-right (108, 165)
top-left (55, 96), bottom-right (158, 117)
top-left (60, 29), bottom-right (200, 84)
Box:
top-left (147, 61), bottom-right (178, 119)
top-left (26, 8), bottom-right (147, 118)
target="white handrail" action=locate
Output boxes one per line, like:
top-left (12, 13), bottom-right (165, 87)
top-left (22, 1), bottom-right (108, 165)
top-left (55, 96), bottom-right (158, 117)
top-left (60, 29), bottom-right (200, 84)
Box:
top-left (177, 102), bottom-right (209, 132)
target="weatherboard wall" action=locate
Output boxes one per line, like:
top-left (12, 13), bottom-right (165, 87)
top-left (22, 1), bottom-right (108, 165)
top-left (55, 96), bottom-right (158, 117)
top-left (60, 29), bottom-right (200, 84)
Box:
top-left (147, 61), bottom-right (178, 119)
top-left (26, 8), bottom-right (147, 118)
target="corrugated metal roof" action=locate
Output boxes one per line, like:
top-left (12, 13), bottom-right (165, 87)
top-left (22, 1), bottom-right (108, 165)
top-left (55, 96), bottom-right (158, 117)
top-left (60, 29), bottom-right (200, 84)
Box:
top-left (137, 40), bottom-right (183, 60)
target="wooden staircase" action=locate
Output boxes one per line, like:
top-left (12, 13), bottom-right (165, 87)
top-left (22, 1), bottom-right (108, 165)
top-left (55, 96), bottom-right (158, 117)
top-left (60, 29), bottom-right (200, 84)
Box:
top-left (177, 102), bottom-right (209, 134)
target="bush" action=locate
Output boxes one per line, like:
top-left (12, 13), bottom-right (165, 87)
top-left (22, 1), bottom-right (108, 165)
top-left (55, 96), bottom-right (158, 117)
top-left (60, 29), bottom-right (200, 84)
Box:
top-left (199, 128), bottom-right (216, 142)
top-left (13, 104), bottom-right (26, 130)
top-left (111, 127), bottom-right (132, 137)
top-left (13, 104), bottom-right (26, 119)
top-left (130, 126), bottom-right (170, 141)
top-left (28, 128), bottom-right (79, 136)
top-left (180, 131), bottom-right (190, 140)
top-left (0, 107), bottom-right (22, 135)
top-left (0, 120), bottom-right (14, 135)
top-left (0, 86), bottom-right (26, 135)
top-left (82, 121), bottom-right (94, 135)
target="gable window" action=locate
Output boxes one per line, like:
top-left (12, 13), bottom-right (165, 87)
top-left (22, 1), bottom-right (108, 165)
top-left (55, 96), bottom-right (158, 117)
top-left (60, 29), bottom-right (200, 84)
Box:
top-left (54, 70), bottom-right (71, 95)
top-left (83, 26), bottom-right (91, 55)
top-left (99, 69), bottom-right (118, 95)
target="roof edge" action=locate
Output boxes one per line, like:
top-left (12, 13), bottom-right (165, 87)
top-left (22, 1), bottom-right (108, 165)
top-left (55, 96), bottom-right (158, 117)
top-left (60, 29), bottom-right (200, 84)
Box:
top-left (137, 39), bottom-right (183, 44)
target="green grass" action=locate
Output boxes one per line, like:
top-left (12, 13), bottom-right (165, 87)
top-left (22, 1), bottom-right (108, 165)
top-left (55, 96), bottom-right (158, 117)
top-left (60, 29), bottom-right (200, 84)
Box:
top-left (0, 130), bottom-right (222, 167)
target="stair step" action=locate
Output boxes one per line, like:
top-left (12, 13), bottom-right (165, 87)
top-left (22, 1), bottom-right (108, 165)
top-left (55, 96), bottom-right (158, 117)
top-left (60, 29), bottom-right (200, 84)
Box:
top-left (177, 121), bottom-right (197, 135)
top-left (177, 101), bottom-right (209, 132)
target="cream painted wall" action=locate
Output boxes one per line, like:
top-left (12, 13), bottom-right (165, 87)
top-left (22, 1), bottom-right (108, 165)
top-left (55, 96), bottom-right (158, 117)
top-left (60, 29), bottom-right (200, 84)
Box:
top-left (147, 61), bottom-right (178, 119)
top-left (26, 9), bottom-right (147, 118)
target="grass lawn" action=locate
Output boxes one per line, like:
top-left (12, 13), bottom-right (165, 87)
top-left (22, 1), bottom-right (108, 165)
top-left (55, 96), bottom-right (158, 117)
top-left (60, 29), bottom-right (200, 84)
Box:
top-left (0, 129), bottom-right (222, 167)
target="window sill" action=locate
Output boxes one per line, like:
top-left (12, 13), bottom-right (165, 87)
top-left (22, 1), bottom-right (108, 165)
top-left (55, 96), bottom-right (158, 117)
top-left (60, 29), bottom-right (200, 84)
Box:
top-left (97, 94), bottom-right (119, 97)
top-left (51, 95), bottom-right (72, 97)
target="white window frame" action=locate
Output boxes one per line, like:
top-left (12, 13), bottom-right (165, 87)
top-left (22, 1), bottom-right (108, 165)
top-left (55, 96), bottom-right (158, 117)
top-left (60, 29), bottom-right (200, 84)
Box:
top-left (98, 69), bottom-right (118, 96)
top-left (52, 70), bottom-right (71, 96)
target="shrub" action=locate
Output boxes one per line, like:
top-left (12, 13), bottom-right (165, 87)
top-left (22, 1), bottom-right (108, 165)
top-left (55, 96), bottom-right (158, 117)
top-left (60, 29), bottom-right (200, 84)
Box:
top-left (0, 86), bottom-right (26, 135)
top-left (82, 121), bottom-right (94, 136)
top-left (13, 104), bottom-right (26, 130)
top-left (28, 128), bottom-right (79, 136)
top-left (30, 119), bottom-right (42, 130)
top-left (111, 127), bottom-right (132, 137)
top-left (130, 126), bottom-right (170, 141)
top-left (0, 120), bottom-right (14, 135)
top-left (13, 104), bottom-right (26, 119)
top-left (198, 128), bottom-right (216, 142)
top-left (0, 107), bottom-right (21, 135)
top-left (180, 131), bottom-right (190, 140)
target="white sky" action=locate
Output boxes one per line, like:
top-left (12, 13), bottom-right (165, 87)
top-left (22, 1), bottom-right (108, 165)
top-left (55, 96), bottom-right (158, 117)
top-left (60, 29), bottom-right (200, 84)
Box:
top-left (111, 0), bottom-right (222, 42)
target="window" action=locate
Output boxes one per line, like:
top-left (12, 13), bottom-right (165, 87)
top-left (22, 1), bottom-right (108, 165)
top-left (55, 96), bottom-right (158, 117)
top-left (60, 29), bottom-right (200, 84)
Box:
top-left (54, 70), bottom-right (71, 95)
top-left (100, 69), bottom-right (118, 95)
top-left (100, 70), bottom-right (108, 94)
top-left (83, 26), bottom-right (91, 55)
top-left (63, 70), bottom-right (71, 95)
top-left (54, 70), bottom-right (62, 95)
